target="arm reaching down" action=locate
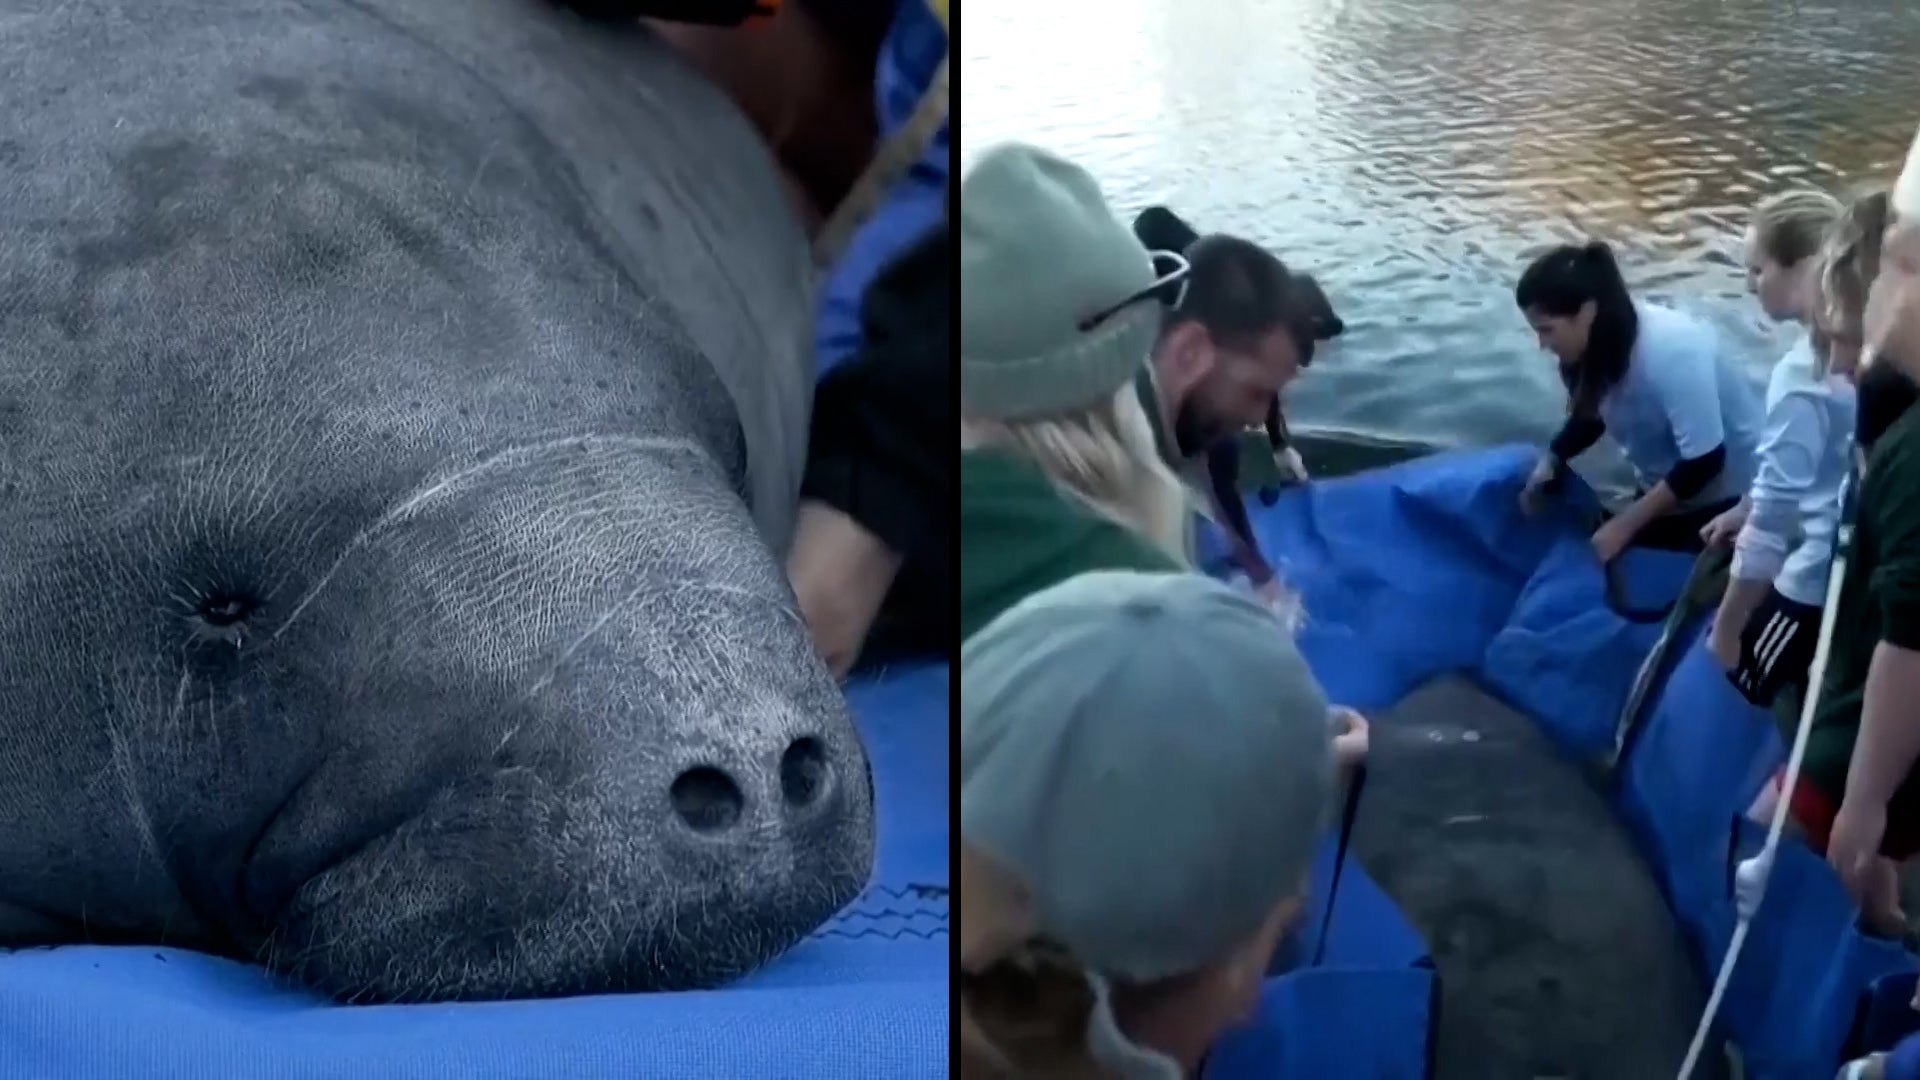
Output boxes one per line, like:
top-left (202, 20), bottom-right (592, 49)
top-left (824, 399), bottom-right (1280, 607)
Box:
top-left (1731, 390), bottom-right (1829, 584)
top-left (1843, 480), bottom-right (1920, 811)
top-left (1595, 328), bottom-right (1730, 560)
top-left (1521, 414), bottom-right (1606, 514)
top-left (792, 219), bottom-right (950, 675)
top-left (1204, 439), bottom-right (1277, 587)
top-left (1712, 391), bottom-right (1832, 664)
top-left (1831, 442), bottom-right (1920, 904)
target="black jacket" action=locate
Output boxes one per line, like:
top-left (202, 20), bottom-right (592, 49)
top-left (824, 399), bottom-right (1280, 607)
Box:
top-left (800, 218), bottom-right (951, 667)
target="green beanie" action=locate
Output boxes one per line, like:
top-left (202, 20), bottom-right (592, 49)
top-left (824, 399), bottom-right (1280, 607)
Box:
top-left (962, 569), bottom-right (1335, 984)
top-left (960, 143), bottom-right (1160, 421)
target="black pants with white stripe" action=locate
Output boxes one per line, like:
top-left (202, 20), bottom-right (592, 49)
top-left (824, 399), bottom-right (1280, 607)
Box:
top-left (1730, 586), bottom-right (1822, 707)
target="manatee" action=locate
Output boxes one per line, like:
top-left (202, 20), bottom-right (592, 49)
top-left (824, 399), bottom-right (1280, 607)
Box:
top-left (0, 0), bottom-right (874, 1003)
top-left (1352, 677), bottom-right (1722, 1080)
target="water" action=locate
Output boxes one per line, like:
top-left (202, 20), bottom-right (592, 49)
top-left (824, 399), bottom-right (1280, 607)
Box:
top-left (959, 0), bottom-right (1920, 472)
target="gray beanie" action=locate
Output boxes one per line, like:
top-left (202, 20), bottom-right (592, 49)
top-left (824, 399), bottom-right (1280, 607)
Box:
top-left (960, 143), bottom-right (1161, 421)
top-left (961, 569), bottom-right (1335, 989)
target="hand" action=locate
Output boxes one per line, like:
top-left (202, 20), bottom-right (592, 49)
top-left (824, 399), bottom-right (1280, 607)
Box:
top-left (786, 501), bottom-right (903, 679)
top-left (1329, 706), bottom-right (1370, 769)
top-left (1827, 796), bottom-right (1890, 912)
top-left (1251, 575), bottom-right (1305, 630)
top-left (1700, 504), bottom-right (1748, 549)
top-left (1518, 455), bottom-right (1556, 516)
top-left (1589, 516), bottom-right (1635, 565)
top-left (1278, 447), bottom-right (1310, 484)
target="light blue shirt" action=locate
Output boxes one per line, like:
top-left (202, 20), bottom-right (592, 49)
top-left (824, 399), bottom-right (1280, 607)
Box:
top-left (1731, 332), bottom-right (1857, 605)
top-left (1596, 302), bottom-right (1765, 508)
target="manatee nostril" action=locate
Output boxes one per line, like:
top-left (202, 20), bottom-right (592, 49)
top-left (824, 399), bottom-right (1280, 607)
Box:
top-left (779, 737), bottom-right (830, 811)
top-left (198, 594), bottom-right (254, 627)
top-left (670, 766), bottom-right (743, 834)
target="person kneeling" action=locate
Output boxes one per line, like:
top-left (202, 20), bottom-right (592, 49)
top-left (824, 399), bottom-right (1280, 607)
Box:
top-left (1515, 241), bottom-right (1766, 563)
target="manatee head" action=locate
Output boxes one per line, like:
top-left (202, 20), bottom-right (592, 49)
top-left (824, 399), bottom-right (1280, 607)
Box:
top-left (0, 0), bottom-right (873, 1003)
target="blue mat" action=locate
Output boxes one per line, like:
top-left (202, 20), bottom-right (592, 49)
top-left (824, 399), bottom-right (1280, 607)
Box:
top-left (1204, 835), bottom-right (1435, 1079)
top-left (1197, 446), bottom-right (1918, 1077)
top-left (0, 663), bottom-right (950, 1080)
top-left (813, 0), bottom-right (948, 377)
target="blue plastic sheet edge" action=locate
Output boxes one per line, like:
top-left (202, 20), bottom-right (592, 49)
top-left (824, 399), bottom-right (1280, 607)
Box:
top-left (1196, 444), bottom-right (1918, 1078)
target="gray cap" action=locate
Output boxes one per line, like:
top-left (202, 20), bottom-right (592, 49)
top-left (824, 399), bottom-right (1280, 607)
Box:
top-left (960, 569), bottom-right (1335, 987)
top-left (960, 143), bottom-right (1161, 421)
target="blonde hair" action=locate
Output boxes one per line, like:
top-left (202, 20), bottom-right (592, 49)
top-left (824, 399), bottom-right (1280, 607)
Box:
top-left (1750, 188), bottom-right (1843, 269)
top-left (960, 939), bottom-right (1109, 1078)
top-left (1812, 185), bottom-right (1892, 375)
top-left (961, 383), bottom-right (1193, 562)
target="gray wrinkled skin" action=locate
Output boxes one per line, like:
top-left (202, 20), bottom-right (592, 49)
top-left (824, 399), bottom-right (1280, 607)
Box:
top-left (1353, 678), bottom-right (1722, 1080)
top-left (0, 0), bottom-right (875, 1003)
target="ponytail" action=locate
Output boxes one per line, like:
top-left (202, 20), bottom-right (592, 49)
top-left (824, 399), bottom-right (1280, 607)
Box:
top-left (960, 941), bottom-right (1108, 1078)
top-left (1517, 240), bottom-right (1639, 419)
top-left (1814, 186), bottom-right (1891, 378)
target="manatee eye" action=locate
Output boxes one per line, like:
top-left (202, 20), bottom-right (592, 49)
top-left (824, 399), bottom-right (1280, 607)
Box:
top-left (198, 594), bottom-right (254, 628)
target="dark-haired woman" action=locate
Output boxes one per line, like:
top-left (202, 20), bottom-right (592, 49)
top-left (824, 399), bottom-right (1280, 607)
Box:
top-left (1515, 241), bottom-right (1766, 564)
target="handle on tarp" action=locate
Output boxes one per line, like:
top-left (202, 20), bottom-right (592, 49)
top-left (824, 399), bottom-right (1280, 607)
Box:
top-left (1676, 467), bottom-right (1858, 1079)
top-left (1310, 763), bottom-right (1369, 968)
top-left (1603, 556), bottom-right (1675, 624)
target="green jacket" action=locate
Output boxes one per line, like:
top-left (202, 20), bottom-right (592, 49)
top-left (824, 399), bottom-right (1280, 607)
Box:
top-left (1811, 405), bottom-right (1920, 748)
top-left (959, 448), bottom-right (1184, 642)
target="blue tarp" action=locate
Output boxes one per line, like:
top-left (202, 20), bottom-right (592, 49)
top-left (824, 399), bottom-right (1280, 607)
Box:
top-left (0, 664), bottom-right (950, 1079)
top-left (19, 443), bottom-right (1920, 1078)
top-left (1195, 445), bottom-right (1918, 1078)
top-left (813, 0), bottom-right (949, 377)
top-left (1205, 834), bottom-right (1435, 1079)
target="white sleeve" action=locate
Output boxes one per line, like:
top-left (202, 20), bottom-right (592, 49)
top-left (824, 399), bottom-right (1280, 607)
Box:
top-left (1648, 323), bottom-right (1726, 463)
top-left (1732, 391), bottom-right (1829, 583)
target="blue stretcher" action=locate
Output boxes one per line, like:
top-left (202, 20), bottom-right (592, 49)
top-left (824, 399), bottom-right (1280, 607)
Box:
top-left (0, 664), bottom-right (950, 1079)
top-left (18, 446), bottom-right (1920, 1078)
top-left (1194, 445), bottom-right (1920, 1078)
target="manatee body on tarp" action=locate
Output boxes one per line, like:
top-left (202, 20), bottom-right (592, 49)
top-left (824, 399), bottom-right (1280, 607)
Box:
top-left (0, 0), bottom-right (874, 1003)
top-left (1352, 677), bottom-right (1722, 1080)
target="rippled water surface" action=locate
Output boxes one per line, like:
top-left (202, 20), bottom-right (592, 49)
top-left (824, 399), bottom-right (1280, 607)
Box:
top-left (960, 0), bottom-right (1920, 463)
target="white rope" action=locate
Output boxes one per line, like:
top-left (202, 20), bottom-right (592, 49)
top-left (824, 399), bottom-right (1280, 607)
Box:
top-left (811, 51), bottom-right (949, 270)
top-left (1675, 472), bottom-right (1855, 1079)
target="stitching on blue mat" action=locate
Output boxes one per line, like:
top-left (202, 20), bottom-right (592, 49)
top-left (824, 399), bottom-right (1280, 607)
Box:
top-left (862, 883), bottom-right (949, 900)
top-left (811, 926), bottom-right (948, 941)
top-left (807, 881), bottom-right (951, 941)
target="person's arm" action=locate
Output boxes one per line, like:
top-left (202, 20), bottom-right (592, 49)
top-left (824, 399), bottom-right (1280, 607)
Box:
top-left (1843, 459), bottom-right (1920, 809)
top-left (801, 220), bottom-right (947, 555)
top-left (1716, 392), bottom-right (1830, 639)
top-left (1205, 440), bottom-right (1275, 585)
top-left (1733, 392), bottom-right (1826, 578)
top-left (1547, 414), bottom-right (1606, 467)
top-left (1521, 413), bottom-right (1605, 514)
top-left (792, 220), bottom-right (949, 672)
top-left (1611, 328), bottom-right (1732, 542)
top-left (1265, 396), bottom-right (1287, 453)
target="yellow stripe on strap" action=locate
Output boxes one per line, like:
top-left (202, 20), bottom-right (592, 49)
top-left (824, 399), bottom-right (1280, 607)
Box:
top-left (928, 0), bottom-right (948, 32)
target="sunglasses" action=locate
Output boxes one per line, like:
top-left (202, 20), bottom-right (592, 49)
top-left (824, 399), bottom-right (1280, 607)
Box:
top-left (1076, 250), bottom-right (1193, 333)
